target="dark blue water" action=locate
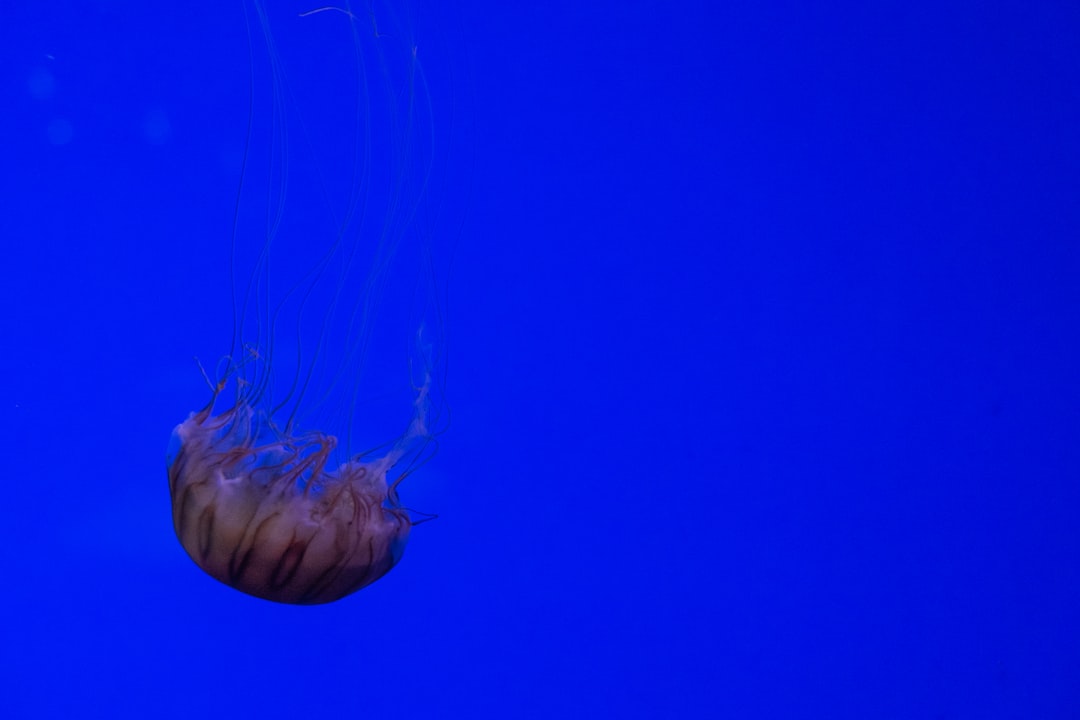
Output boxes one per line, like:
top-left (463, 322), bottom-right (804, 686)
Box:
top-left (3, 1), bottom-right (1079, 717)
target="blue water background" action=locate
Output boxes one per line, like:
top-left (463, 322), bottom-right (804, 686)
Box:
top-left (2, 1), bottom-right (1079, 717)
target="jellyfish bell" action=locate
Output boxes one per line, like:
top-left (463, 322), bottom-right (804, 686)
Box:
top-left (167, 371), bottom-right (430, 605)
top-left (167, 0), bottom-right (449, 604)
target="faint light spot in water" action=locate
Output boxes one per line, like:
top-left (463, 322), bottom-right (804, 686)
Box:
top-left (27, 67), bottom-right (55, 100)
top-left (46, 118), bottom-right (73, 145)
top-left (143, 109), bottom-right (171, 145)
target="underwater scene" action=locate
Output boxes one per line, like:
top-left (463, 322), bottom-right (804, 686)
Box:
top-left (3, 1), bottom-right (1079, 717)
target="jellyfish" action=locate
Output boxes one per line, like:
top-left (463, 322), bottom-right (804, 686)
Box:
top-left (167, 0), bottom-right (446, 604)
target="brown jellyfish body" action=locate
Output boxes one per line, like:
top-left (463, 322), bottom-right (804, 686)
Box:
top-left (168, 380), bottom-right (429, 605)
top-left (167, 1), bottom-right (446, 604)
